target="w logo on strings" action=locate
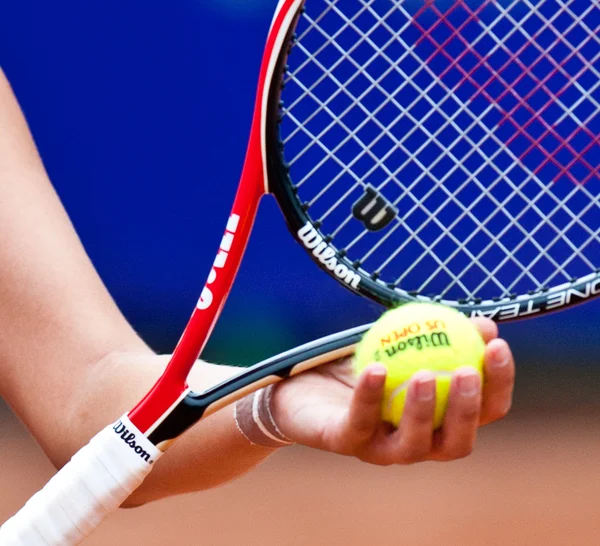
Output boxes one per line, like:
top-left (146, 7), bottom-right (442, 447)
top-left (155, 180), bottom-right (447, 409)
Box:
top-left (352, 185), bottom-right (398, 232)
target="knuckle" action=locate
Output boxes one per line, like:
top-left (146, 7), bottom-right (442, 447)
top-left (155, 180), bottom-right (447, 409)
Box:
top-left (405, 405), bottom-right (435, 427)
top-left (490, 363), bottom-right (515, 386)
top-left (357, 388), bottom-right (382, 405)
top-left (499, 368), bottom-right (516, 387)
top-left (458, 406), bottom-right (480, 424)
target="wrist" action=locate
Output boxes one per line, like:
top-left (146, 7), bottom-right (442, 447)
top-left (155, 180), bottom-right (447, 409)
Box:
top-left (234, 385), bottom-right (294, 448)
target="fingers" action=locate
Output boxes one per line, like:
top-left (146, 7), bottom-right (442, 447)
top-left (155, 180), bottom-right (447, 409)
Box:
top-left (385, 371), bottom-right (436, 463)
top-left (431, 367), bottom-right (482, 460)
top-left (362, 368), bottom-right (486, 465)
top-left (342, 368), bottom-right (438, 465)
top-left (479, 338), bottom-right (515, 425)
top-left (360, 371), bottom-right (437, 466)
top-left (337, 333), bottom-right (514, 465)
top-left (341, 364), bottom-right (387, 446)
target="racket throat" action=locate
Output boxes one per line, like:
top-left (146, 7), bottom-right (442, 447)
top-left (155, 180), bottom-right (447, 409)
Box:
top-left (130, 178), bottom-right (264, 433)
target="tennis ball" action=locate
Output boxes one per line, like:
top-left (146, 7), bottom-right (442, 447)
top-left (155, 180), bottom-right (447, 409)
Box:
top-left (354, 302), bottom-right (485, 429)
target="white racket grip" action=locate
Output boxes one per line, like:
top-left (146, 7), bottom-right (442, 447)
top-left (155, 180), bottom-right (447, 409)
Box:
top-left (0, 415), bottom-right (162, 546)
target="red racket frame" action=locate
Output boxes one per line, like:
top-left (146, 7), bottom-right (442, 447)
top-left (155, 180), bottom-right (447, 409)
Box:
top-left (129, 0), bottom-right (305, 434)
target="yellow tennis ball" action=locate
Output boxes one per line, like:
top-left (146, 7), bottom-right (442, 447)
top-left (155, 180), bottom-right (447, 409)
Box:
top-left (354, 302), bottom-right (485, 429)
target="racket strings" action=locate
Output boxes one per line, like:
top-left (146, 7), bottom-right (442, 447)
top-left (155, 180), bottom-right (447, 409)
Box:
top-left (324, 1), bottom-right (595, 289)
top-left (285, 63), bottom-right (504, 298)
top-left (279, 0), bottom-right (600, 301)
top-left (362, 0), bottom-right (600, 288)
top-left (286, 4), bottom-right (516, 293)
top-left (402, 0), bottom-right (600, 291)
top-left (304, 3), bottom-right (600, 298)
top-left (441, 0), bottom-right (600, 185)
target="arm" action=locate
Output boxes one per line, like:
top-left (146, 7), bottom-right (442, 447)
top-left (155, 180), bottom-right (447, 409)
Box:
top-left (0, 67), bottom-right (516, 510)
top-left (0, 69), bottom-right (277, 506)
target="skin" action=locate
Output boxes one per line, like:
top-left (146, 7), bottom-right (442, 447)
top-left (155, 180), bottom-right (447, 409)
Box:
top-left (0, 68), bottom-right (515, 507)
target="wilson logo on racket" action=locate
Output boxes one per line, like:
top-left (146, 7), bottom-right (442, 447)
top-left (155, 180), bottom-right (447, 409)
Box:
top-left (112, 420), bottom-right (153, 463)
top-left (351, 185), bottom-right (398, 232)
top-left (297, 223), bottom-right (361, 289)
top-left (197, 214), bottom-right (240, 310)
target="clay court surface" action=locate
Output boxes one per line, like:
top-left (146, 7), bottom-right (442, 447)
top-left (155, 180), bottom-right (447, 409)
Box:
top-left (2, 401), bottom-right (599, 546)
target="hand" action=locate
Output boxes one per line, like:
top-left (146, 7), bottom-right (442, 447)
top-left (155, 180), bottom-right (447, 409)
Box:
top-left (270, 318), bottom-right (514, 465)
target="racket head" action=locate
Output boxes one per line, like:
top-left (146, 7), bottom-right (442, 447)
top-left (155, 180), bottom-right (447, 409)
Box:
top-left (264, 0), bottom-right (600, 320)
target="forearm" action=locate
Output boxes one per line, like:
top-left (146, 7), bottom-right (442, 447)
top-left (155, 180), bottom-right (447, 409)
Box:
top-left (0, 69), bottom-right (148, 448)
top-left (0, 69), bottom-right (275, 506)
top-left (69, 352), bottom-right (278, 506)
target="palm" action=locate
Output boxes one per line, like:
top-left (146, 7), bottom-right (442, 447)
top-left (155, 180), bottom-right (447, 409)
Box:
top-left (272, 358), bottom-right (391, 453)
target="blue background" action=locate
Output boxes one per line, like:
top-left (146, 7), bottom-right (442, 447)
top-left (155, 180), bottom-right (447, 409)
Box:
top-left (1, 0), bottom-right (598, 368)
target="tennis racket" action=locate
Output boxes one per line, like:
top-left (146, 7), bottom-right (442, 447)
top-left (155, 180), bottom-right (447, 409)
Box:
top-left (2, 0), bottom-right (599, 543)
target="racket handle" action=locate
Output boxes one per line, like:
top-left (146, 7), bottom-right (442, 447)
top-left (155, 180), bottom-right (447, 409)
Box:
top-left (0, 415), bottom-right (161, 546)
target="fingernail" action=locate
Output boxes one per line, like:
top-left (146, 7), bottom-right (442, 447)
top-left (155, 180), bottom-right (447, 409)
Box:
top-left (414, 372), bottom-right (435, 401)
top-left (367, 364), bottom-right (386, 389)
top-left (490, 343), bottom-right (510, 370)
top-left (458, 370), bottom-right (480, 397)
